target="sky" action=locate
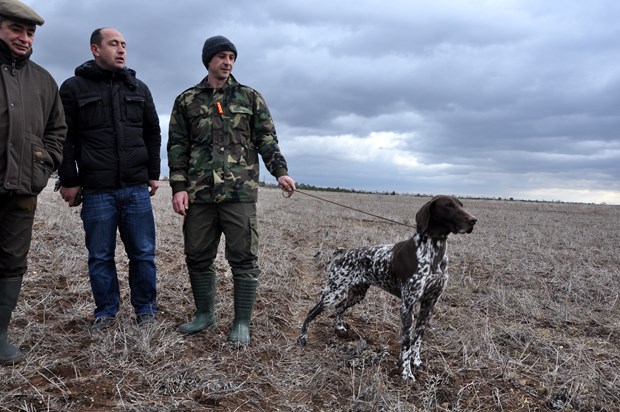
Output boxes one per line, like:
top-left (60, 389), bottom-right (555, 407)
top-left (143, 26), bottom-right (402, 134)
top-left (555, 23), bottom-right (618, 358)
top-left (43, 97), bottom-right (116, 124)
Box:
top-left (25, 0), bottom-right (620, 204)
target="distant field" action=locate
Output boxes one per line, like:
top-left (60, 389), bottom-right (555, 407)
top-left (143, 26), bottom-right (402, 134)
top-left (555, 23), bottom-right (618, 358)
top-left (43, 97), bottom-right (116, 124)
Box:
top-left (1, 180), bottom-right (618, 411)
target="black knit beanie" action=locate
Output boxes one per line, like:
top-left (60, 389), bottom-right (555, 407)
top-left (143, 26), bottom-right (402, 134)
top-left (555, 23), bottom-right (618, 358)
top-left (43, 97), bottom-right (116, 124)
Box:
top-left (202, 35), bottom-right (237, 69)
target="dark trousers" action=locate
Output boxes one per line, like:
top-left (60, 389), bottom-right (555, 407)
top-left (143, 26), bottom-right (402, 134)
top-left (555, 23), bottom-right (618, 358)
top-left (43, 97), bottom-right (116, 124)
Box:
top-left (0, 194), bottom-right (37, 279)
top-left (183, 202), bottom-right (260, 279)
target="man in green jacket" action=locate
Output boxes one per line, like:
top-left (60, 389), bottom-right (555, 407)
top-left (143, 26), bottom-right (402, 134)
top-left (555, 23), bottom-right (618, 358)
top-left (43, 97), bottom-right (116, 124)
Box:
top-left (168, 35), bottom-right (295, 345)
top-left (0, 0), bottom-right (67, 365)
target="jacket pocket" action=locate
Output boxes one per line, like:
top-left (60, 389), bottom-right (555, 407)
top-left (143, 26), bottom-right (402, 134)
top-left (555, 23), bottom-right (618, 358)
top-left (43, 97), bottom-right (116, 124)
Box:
top-left (249, 215), bottom-right (259, 258)
top-left (77, 96), bottom-right (106, 129)
top-left (228, 104), bottom-right (252, 134)
top-left (31, 144), bottom-right (53, 194)
top-left (124, 95), bottom-right (145, 125)
top-left (227, 104), bottom-right (253, 159)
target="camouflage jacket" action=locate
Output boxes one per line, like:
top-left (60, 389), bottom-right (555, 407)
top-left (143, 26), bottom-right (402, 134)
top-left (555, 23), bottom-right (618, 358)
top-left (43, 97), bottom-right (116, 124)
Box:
top-left (167, 75), bottom-right (289, 203)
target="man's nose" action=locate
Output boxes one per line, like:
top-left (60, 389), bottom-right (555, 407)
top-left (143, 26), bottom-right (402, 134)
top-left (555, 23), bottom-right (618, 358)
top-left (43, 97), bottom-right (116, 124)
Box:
top-left (17, 31), bottom-right (30, 43)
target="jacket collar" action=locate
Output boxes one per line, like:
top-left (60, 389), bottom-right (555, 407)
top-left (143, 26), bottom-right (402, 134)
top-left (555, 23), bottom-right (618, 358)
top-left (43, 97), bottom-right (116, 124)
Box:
top-left (74, 60), bottom-right (138, 88)
top-left (196, 73), bottom-right (239, 90)
top-left (0, 39), bottom-right (32, 68)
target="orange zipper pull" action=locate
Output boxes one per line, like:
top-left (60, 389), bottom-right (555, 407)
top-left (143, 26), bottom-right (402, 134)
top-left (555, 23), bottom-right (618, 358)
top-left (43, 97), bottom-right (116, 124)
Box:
top-left (216, 101), bottom-right (224, 115)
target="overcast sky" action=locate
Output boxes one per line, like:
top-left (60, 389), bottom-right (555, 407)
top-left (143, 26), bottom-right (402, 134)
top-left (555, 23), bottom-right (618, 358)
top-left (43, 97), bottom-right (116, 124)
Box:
top-left (26, 0), bottom-right (620, 204)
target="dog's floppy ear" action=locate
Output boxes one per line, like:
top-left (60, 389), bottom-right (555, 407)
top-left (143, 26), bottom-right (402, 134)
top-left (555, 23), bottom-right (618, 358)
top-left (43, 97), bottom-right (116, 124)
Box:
top-left (415, 199), bottom-right (433, 233)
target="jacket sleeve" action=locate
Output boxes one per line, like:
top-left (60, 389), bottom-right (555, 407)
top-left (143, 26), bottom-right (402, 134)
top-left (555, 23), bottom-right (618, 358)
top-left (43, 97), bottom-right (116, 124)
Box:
top-left (166, 95), bottom-right (191, 194)
top-left (57, 80), bottom-right (81, 187)
top-left (141, 83), bottom-right (161, 181)
top-left (251, 90), bottom-right (288, 178)
top-left (43, 86), bottom-right (67, 172)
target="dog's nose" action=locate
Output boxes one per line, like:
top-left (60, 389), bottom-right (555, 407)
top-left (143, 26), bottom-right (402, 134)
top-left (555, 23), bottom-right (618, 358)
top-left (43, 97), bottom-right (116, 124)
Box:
top-left (468, 216), bottom-right (478, 225)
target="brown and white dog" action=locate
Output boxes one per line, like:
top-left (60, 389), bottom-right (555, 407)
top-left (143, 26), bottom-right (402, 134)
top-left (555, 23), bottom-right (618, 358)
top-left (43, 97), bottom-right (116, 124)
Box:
top-left (298, 195), bottom-right (477, 381)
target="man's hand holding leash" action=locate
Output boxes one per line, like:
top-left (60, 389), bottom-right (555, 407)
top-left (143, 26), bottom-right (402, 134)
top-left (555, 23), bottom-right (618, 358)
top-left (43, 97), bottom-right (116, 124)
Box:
top-left (278, 175), bottom-right (296, 196)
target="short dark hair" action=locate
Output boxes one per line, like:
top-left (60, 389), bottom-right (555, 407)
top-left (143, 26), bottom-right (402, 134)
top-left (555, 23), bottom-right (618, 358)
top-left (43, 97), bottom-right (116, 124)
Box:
top-left (90, 27), bottom-right (105, 47)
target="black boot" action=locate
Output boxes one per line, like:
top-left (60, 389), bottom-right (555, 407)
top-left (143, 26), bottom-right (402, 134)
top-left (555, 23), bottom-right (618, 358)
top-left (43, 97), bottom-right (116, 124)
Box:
top-left (228, 277), bottom-right (258, 345)
top-left (179, 272), bottom-right (216, 334)
top-left (0, 277), bottom-right (24, 365)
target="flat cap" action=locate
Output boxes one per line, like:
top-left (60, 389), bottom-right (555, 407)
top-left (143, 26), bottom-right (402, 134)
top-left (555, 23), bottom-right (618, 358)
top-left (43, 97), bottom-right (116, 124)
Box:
top-left (0, 0), bottom-right (44, 26)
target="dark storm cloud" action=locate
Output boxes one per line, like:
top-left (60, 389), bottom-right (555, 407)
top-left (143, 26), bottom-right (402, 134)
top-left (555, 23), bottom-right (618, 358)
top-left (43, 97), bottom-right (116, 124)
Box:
top-left (25, 0), bottom-right (620, 204)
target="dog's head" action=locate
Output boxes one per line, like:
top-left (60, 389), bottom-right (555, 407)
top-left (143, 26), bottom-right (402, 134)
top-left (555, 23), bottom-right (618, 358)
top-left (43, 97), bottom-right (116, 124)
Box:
top-left (415, 195), bottom-right (477, 238)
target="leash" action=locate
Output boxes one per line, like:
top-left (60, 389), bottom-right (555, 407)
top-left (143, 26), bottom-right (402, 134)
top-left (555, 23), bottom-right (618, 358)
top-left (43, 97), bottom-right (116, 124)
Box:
top-left (282, 188), bottom-right (417, 229)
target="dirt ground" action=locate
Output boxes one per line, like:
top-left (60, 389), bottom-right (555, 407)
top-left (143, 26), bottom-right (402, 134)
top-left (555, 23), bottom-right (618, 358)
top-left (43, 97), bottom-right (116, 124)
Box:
top-left (1, 182), bottom-right (618, 411)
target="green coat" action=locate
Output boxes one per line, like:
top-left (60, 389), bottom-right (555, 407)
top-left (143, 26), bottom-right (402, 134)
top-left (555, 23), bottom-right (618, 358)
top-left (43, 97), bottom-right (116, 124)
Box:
top-left (0, 41), bottom-right (66, 196)
top-left (167, 74), bottom-right (288, 203)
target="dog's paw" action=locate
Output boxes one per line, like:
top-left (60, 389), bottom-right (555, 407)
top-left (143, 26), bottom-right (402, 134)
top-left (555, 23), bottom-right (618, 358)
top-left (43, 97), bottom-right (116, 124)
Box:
top-left (401, 368), bottom-right (417, 382)
top-left (297, 335), bottom-right (308, 346)
top-left (401, 359), bottom-right (420, 382)
top-left (335, 320), bottom-right (349, 333)
top-left (335, 327), bottom-right (350, 339)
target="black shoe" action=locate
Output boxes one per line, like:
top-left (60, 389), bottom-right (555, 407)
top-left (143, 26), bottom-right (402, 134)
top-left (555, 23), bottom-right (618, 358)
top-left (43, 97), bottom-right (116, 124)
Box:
top-left (136, 313), bottom-right (156, 326)
top-left (90, 317), bottom-right (115, 333)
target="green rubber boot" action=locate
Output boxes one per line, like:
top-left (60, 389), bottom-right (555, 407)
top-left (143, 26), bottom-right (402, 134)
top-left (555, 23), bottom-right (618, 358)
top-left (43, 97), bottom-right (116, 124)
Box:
top-left (179, 272), bottom-right (216, 335)
top-left (0, 278), bottom-right (24, 365)
top-left (228, 277), bottom-right (258, 346)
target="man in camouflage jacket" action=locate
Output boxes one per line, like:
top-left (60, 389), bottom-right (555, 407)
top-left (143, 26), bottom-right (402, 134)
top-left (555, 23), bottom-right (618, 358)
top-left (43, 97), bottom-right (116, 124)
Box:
top-left (167, 35), bottom-right (295, 345)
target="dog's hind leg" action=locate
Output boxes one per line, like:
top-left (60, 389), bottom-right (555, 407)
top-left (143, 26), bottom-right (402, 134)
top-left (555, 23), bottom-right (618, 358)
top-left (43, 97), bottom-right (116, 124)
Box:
top-left (298, 279), bottom-right (348, 345)
top-left (334, 283), bottom-right (369, 333)
top-left (298, 299), bottom-right (325, 345)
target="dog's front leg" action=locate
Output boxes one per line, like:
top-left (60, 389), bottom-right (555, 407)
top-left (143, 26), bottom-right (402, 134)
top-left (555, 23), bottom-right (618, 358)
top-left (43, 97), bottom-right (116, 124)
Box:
top-left (411, 293), bottom-right (441, 370)
top-left (399, 288), bottom-right (417, 381)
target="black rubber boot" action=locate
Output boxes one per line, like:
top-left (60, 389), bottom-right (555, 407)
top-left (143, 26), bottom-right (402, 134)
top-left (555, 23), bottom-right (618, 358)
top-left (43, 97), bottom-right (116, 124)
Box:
top-left (0, 277), bottom-right (24, 365)
top-left (179, 272), bottom-right (216, 335)
top-left (227, 277), bottom-right (258, 345)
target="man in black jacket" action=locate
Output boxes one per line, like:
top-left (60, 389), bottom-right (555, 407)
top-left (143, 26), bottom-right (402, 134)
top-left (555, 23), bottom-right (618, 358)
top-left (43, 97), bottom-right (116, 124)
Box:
top-left (58, 27), bottom-right (161, 332)
top-left (0, 0), bottom-right (66, 365)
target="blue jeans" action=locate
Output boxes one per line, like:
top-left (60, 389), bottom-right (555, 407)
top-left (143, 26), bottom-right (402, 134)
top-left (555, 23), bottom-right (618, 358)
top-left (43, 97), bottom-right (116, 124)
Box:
top-left (81, 184), bottom-right (157, 318)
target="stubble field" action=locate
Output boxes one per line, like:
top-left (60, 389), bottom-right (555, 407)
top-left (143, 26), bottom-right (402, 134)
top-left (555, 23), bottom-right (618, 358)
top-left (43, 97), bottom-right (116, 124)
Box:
top-left (0, 180), bottom-right (618, 411)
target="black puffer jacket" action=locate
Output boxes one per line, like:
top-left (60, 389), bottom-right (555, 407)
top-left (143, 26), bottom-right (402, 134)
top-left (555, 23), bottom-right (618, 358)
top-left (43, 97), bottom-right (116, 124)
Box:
top-left (58, 60), bottom-right (160, 189)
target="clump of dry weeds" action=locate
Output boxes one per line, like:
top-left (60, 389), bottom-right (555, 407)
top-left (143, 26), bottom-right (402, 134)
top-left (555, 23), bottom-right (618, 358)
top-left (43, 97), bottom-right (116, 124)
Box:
top-left (0, 181), bottom-right (618, 411)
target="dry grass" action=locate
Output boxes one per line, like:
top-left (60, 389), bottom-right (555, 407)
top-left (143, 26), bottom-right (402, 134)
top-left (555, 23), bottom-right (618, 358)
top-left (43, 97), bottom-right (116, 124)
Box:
top-left (0, 181), bottom-right (618, 411)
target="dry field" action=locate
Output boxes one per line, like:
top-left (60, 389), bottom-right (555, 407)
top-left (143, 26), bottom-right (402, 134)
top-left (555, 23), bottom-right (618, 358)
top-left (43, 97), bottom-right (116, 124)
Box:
top-left (1, 180), bottom-right (618, 411)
